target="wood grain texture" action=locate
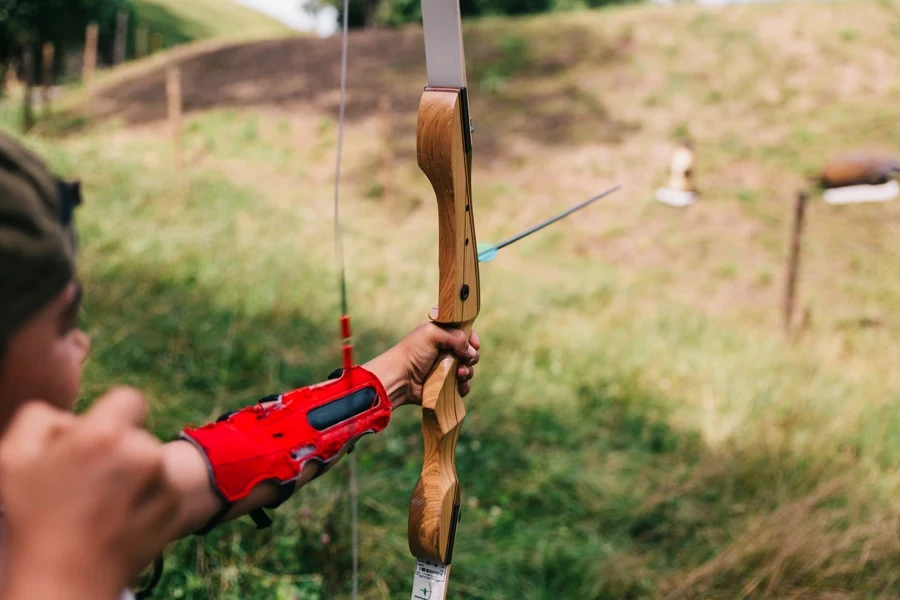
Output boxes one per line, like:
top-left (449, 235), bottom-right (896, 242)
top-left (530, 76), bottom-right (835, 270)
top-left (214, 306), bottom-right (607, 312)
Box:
top-left (416, 88), bottom-right (480, 324)
top-left (408, 87), bottom-right (480, 567)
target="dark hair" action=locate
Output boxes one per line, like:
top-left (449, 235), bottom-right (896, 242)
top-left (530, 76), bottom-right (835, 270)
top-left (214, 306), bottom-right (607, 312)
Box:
top-left (0, 132), bottom-right (78, 352)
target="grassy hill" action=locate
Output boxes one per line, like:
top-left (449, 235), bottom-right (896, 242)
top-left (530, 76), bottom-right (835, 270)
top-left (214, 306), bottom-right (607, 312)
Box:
top-left (134, 0), bottom-right (293, 46)
top-left (5, 0), bottom-right (900, 597)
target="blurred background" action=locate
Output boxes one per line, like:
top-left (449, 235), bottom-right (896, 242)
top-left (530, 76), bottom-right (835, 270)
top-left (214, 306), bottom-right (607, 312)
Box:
top-left (2, 0), bottom-right (900, 597)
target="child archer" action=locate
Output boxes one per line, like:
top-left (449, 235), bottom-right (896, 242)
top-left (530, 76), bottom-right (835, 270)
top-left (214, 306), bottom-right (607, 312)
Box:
top-left (0, 131), bottom-right (481, 598)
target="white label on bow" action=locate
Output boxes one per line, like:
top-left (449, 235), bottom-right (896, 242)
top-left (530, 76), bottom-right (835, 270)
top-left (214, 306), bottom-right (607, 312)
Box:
top-left (411, 559), bottom-right (450, 599)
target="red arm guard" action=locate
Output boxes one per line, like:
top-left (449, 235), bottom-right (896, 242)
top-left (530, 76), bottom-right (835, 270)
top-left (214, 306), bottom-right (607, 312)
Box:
top-left (181, 366), bottom-right (390, 506)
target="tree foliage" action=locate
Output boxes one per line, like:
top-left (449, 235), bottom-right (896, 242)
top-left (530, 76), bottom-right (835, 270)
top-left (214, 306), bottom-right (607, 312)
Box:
top-left (337, 0), bottom-right (643, 28)
top-left (0, 0), bottom-right (132, 66)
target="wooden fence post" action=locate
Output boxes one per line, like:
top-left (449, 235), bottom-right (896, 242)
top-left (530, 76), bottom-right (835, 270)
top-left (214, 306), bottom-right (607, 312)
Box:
top-left (151, 33), bottom-right (164, 54)
top-left (782, 191), bottom-right (808, 337)
top-left (114, 10), bottom-right (129, 65)
top-left (83, 22), bottom-right (99, 84)
top-left (136, 27), bottom-right (149, 59)
top-left (379, 96), bottom-right (394, 211)
top-left (21, 47), bottom-right (35, 132)
top-left (5, 59), bottom-right (20, 100)
top-left (166, 63), bottom-right (183, 170)
top-left (41, 42), bottom-right (54, 114)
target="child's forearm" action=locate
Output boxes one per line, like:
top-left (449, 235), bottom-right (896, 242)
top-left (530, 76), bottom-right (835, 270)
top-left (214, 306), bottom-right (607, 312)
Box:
top-left (0, 579), bottom-right (120, 600)
top-left (162, 358), bottom-right (407, 539)
top-left (161, 440), bottom-right (324, 537)
top-left (0, 555), bottom-right (123, 600)
top-left (362, 354), bottom-right (412, 408)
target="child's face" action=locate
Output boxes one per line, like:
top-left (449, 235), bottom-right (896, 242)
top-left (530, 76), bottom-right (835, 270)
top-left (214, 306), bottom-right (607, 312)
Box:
top-left (0, 281), bottom-right (90, 429)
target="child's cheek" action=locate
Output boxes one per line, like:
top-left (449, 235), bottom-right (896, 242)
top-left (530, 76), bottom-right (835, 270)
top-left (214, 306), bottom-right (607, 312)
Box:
top-left (67, 333), bottom-right (90, 407)
top-left (73, 331), bottom-right (91, 365)
top-left (54, 333), bottom-right (88, 412)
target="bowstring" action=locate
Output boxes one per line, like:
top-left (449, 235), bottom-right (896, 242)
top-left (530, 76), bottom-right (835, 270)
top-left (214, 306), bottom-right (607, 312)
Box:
top-left (331, 0), bottom-right (358, 597)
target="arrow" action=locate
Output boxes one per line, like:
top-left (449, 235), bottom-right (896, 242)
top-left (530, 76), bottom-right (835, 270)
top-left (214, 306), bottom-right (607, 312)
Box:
top-left (477, 185), bottom-right (622, 263)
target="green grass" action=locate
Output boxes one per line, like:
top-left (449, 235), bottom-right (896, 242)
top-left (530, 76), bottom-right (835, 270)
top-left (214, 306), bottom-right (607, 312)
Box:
top-left (5, 0), bottom-right (900, 597)
top-left (134, 0), bottom-right (292, 46)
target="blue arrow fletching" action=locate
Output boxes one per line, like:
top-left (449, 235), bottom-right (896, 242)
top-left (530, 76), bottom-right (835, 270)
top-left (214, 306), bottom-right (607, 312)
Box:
top-left (477, 243), bottom-right (498, 263)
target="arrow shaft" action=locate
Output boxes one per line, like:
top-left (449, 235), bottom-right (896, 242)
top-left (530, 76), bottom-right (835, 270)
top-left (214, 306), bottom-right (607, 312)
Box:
top-left (493, 185), bottom-right (621, 253)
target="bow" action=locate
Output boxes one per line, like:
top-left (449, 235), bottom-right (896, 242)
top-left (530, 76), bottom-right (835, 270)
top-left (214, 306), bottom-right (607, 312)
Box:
top-left (327, 0), bottom-right (619, 596)
top-left (328, 0), bottom-right (475, 595)
top-left (407, 1), bottom-right (479, 598)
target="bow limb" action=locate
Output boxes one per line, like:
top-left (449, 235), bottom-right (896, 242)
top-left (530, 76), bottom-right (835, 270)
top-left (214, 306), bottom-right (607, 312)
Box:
top-left (408, 9), bottom-right (480, 595)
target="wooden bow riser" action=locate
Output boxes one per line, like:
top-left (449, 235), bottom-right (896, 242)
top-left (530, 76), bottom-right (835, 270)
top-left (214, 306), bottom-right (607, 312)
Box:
top-left (417, 87), bottom-right (480, 325)
top-left (408, 87), bottom-right (481, 566)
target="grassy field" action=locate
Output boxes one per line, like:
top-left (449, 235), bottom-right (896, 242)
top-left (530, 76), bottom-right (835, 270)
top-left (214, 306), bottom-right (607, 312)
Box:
top-left (133, 0), bottom-right (292, 46)
top-left (4, 0), bottom-right (900, 597)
